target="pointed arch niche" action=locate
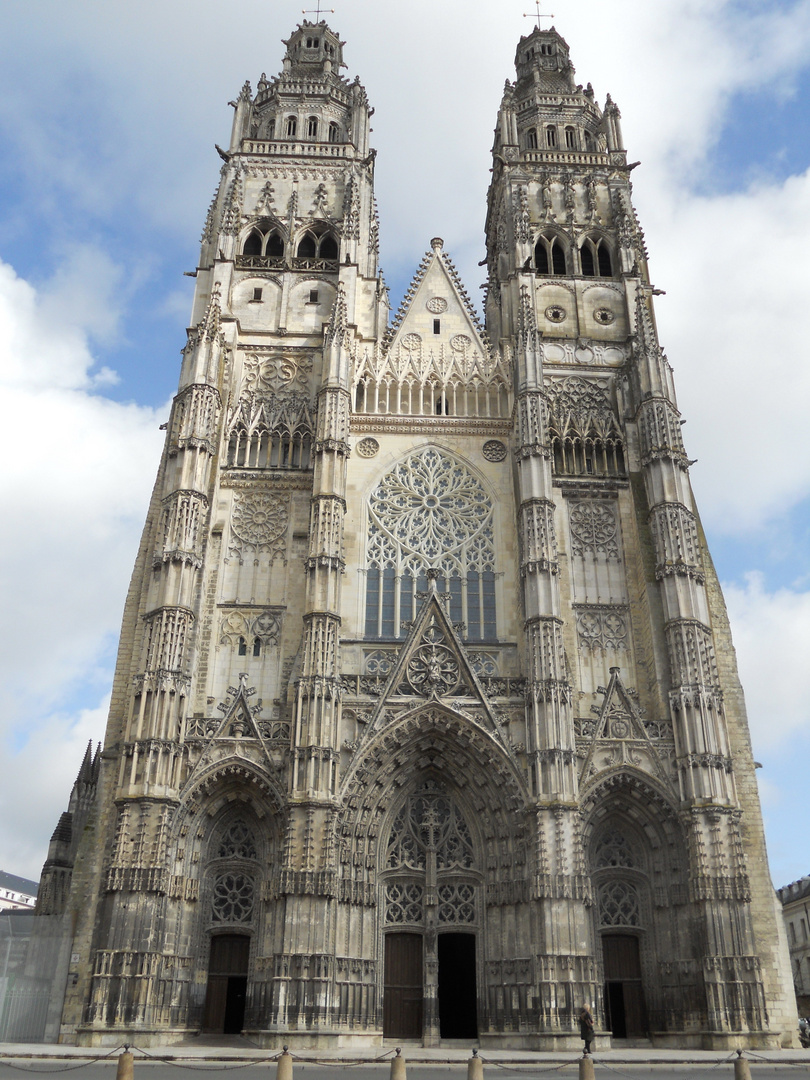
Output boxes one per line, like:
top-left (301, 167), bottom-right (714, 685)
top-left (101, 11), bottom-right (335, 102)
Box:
top-left (334, 704), bottom-right (528, 1040)
top-left (581, 774), bottom-right (697, 1039)
top-left (165, 765), bottom-right (287, 1034)
top-left (364, 447), bottom-right (497, 641)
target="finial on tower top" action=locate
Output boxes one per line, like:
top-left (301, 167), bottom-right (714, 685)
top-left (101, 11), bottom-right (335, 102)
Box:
top-left (302, 2), bottom-right (335, 18)
top-left (523, 0), bottom-right (554, 29)
top-left (431, 237), bottom-right (444, 251)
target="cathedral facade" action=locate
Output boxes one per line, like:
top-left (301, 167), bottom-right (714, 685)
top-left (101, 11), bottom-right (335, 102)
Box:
top-left (36, 20), bottom-right (796, 1049)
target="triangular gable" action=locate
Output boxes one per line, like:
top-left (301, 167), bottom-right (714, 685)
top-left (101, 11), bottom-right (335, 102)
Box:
top-left (385, 238), bottom-right (490, 361)
top-left (184, 673), bottom-right (276, 786)
top-left (363, 573), bottom-right (508, 746)
top-left (579, 668), bottom-right (671, 788)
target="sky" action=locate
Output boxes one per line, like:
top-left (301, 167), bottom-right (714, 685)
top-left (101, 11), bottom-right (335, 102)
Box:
top-left (0, 0), bottom-right (809, 892)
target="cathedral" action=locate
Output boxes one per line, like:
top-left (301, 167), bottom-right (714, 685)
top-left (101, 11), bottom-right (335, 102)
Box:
top-left (32, 18), bottom-right (796, 1050)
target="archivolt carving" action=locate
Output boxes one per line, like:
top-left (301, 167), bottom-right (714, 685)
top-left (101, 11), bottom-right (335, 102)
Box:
top-left (336, 707), bottom-right (527, 905)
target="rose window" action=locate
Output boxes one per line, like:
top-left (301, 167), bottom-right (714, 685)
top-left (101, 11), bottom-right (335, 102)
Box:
top-left (212, 873), bottom-right (255, 924)
top-left (365, 448), bottom-right (496, 639)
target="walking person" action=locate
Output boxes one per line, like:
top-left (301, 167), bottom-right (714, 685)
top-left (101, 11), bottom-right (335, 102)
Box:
top-left (579, 1003), bottom-right (595, 1055)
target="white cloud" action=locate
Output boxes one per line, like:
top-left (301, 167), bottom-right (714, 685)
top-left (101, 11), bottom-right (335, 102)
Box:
top-left (0, 256), bottom-right (164, 876)
top-left (724, 572), bottom-right (810, 749)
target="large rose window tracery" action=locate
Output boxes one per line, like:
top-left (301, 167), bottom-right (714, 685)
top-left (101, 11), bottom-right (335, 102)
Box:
top-left (365, 449), bottom-right (496, 640)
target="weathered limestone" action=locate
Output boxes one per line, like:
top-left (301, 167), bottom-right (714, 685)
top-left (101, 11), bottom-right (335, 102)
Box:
top-left (30, 18), bottom-right (795, 1052)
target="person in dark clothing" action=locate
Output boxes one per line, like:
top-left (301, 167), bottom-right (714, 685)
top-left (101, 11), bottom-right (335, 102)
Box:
top-left (579, 1004), bottom-right (595, 1054)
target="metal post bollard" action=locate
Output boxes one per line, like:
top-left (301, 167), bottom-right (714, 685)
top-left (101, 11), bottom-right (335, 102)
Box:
top-left (733, 1050), bottom-right (752, 1080)
top-left (277, 1045), bottom-right (293, 1080)
top-left (390, 1046), bottom-right (406, 1080)
top-left (579, 1051), bottom-right (595, 1080)
top-left (467, 1048), bottom-right (484, 1080)
top-left (115, 1047), bottom-right (134, 1080)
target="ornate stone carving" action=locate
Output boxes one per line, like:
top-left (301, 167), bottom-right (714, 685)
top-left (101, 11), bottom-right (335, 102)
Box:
top-left (243, 352), bottom-right (312, 394)
top-left (220, 608), bottom-right (283, 647)
top-left (212, 873), bottom-right (255, 923)
top-left (426, 297), bottom-right (448, 314)
top-left (356, 437), bottom-right (379, 458)
top-left (598, 880), bottom-right (640, 927)
top-left (229, 492), bottom-right (289, 560)
top-left (401, 622), bottom-right (461, 697)
top-left (574, 605), bottom-right (629, 652)
top-left (368, 448), bottom-right (494, 578)
top-left (569, 500), bottom-right (619, 558)
top-left (482, 439), bottom-right (507, 462)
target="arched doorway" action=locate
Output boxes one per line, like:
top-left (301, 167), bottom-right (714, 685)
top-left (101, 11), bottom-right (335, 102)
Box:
top-left (200, 817), bottom-right (261, 1035)
top-left (203, 934), bottom-right (250, 1034)
top-left (602, 933), bottom-right (645, 1038)
top-left (381, 778), bottom-right (481, 1040)
top-left (582, 777), bottom-right (696, 1042)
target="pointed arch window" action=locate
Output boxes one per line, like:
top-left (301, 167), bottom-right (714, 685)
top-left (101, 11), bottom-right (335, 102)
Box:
top-left (580, 236), bottom-right (613, 277)
top-left (295, 225), bottom-right (339, 266)
top-left (546, 375), bottom-right (626, 477)
top-left (285, 116), bottom-right (297, 138)
top-left (545, 125), bottom-right (557, 148)
top-left (239, 225), bottom-right (285, 266)
top-left (328, 122), bottom-right (341, 144)
top-left (526, 128), bottom-right (538, 150)
top-left (564, 126), bottom-right (578, 149)
top-left (534, 234), bottom-right (567, 276)
top-left (307, 116), bottom-right (319, 139)
top-left (364, 448), bottom-right (496, 640)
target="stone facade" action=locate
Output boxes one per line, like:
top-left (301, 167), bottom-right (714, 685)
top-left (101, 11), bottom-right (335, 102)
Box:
top-left (33, 19), bottom-right (796, 1050)
top-left (777, 878), bottom-right (810, 1017)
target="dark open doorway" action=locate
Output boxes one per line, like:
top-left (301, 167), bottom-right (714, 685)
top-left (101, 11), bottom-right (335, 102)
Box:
top-left (203, 934), bottom-right (250, 1034)
top-left (384, 932), bottom-right (423, 1038)
top-left (438, 932), bottom-right (477, 1039)
top-left (602, 933), bottom-right (646, 1038)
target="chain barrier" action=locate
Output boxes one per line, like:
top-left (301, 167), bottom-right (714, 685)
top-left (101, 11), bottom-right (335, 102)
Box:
top-left (0, 1047), bottom-right (126, 1074)
top-left (586, 1049), bottom-right (741, 1080)
top-left (745, 1048), bottom-right (810, 1068)
top-left (129, 1046), bottom-right (279, 1072)
top-left (291, 1050), bottom-right (398, 1067)
top-left (480, 1058), bottom-right (577, 1077)
top-left (1, 1044), bottom-right (399, 1075)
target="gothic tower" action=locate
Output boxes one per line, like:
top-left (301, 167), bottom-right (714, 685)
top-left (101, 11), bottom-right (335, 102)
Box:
top-left (34, 19), bottom-right (795, 1050)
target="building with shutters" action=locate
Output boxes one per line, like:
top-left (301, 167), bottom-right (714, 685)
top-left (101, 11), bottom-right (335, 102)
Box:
top-left (33, 17), bottom-right (796, 1050)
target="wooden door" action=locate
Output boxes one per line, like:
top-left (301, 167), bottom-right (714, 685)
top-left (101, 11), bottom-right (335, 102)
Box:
top-left (602, 933), bottom-right (646, 1038)
top-left (383, 933), bottom-right (423, 1037)
top-left (203, 935), bottom-right (250, 1033)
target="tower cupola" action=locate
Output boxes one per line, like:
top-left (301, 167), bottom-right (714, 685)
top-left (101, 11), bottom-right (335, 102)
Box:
top-left (282, 20), bottom-right (345, 74)
top-left (514, 27), bottom-right (575, 92)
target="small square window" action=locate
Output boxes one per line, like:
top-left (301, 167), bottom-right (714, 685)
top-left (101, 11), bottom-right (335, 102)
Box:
top-left (252, 287), bottom-right (263, 302)
top-left (309, 289), bottom-right (319, 304)
top-left (433, 319), bottom-right (441, 335)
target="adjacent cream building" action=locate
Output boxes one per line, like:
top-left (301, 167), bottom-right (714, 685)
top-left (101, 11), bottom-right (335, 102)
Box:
top-left (34, 19), bottom-right (796, 1050)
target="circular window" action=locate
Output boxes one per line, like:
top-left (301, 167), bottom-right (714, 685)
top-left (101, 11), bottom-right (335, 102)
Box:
top-left (426, 297), bottom-right (448, 314)
top-left (545, 305), bottom-right (567, 323)
top-left (594, 308), bottom-right (615, 325)
top-left (356, 437), bottom-right (380, 458)
top-left (482, 440), bottom-right (507, 462)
